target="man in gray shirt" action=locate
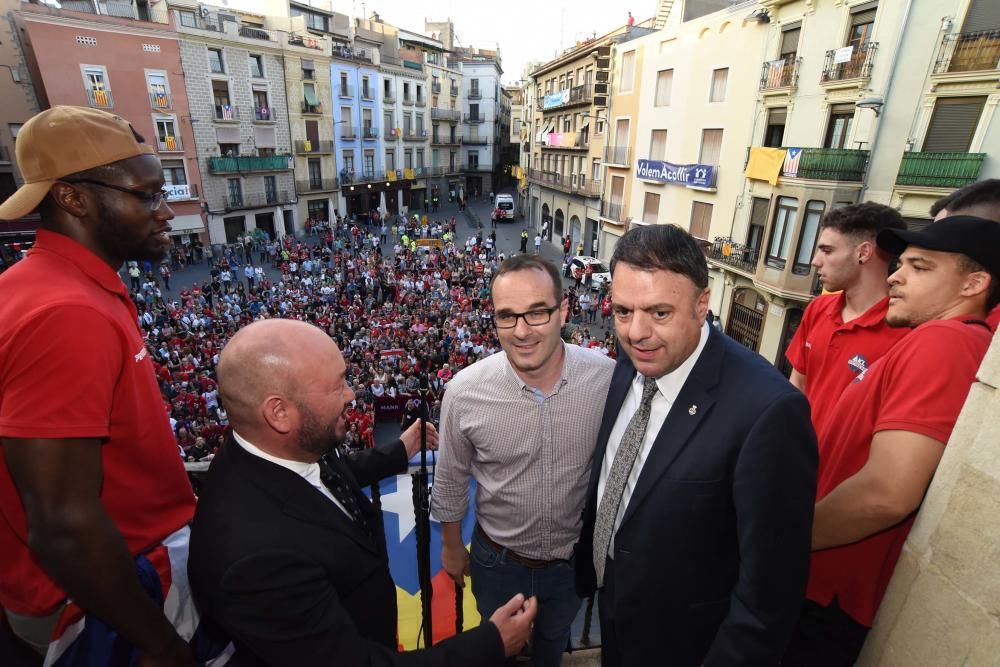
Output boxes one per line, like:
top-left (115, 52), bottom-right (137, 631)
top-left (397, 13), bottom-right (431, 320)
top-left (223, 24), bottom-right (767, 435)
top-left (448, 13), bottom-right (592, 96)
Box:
top-left (432, 255), bottom-right (614, 666)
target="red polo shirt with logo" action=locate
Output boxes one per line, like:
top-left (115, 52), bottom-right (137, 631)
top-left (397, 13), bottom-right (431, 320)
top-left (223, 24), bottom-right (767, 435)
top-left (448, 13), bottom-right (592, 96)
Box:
top-left (807, 317), bottom-right (992, 627)
top-left (0, 230), bottom-right (195, 615)
top-left (786, 293), bottom-right (910, 434)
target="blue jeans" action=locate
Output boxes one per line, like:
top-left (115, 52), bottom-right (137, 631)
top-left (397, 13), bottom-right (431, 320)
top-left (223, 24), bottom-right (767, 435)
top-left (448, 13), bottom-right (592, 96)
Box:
top-left (470, 527), bottom-right (580, 667)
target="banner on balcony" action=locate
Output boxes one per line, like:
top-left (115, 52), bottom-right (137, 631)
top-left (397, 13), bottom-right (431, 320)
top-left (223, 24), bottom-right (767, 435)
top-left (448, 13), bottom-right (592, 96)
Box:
top-left (783, 148), bottom-right (802, 177)
top-left (636, 159), bottom-right (715, 188)
top-left (833, 45), bottom-right (854, 64)
top-left (544, 131), bottom-right (577, 148)
top-left (745, 147), bottom-right (787, 185)
top-left (543, 89), bottom-right (569, 109)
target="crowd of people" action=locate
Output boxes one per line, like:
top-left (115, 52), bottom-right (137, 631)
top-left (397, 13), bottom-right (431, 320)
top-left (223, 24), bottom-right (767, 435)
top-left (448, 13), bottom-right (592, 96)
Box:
top-left (133, 214), bottom-right (617, 464)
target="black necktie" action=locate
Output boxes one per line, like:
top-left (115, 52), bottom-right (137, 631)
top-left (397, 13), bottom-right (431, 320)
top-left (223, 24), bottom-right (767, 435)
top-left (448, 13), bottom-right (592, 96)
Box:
top-left (318, 455), bottom-right (370, 534)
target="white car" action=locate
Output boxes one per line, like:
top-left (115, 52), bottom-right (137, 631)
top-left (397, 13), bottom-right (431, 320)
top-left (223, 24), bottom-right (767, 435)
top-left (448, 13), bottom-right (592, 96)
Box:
top-left (570, 256), bottom-right (611, 287)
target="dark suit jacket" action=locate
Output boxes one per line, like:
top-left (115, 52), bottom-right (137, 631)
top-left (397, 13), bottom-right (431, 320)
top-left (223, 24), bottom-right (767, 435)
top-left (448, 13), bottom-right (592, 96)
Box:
top-left (576, 327), bottom-right (817, 666)
top-left (189, 436), bottom-right (504, 667)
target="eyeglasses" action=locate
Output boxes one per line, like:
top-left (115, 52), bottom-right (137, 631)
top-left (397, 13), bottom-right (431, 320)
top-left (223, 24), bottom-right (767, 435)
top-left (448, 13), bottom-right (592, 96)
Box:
top-left (493, 305), bottom-right (559, 329)
top-left (64, 179), bottom-right (169, 211)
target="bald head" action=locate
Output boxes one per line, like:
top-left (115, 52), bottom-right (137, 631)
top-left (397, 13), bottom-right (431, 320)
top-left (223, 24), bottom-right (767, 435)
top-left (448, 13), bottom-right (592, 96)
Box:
top-left (218, 319), bottom-right (343, 436)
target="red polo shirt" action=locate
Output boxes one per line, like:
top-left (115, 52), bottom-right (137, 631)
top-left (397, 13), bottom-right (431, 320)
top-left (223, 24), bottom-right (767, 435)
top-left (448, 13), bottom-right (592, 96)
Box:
top-left (0, 230), bottom-right (195, 615)
top-left (786, 293), bottom-right (910, 434)
top-left (988, 304), bottom-right (999, 331)
top-left (807, 317), bottom-right (992, 627)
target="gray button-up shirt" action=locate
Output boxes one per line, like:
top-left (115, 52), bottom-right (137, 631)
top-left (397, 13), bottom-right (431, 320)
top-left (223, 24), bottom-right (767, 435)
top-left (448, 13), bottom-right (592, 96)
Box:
top-left (431, 343), bottom-right (615, 560)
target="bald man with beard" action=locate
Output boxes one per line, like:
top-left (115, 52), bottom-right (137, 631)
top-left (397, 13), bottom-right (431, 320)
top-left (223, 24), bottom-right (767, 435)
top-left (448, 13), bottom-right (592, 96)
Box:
top-left (188, 320), bottom-right (536, 666)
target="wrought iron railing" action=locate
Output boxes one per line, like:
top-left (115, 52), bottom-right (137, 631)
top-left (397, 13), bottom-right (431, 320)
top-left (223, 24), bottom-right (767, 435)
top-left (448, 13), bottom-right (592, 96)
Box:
top-left (759, 54), bottom-right (800, 90)
top-left (821, 42), bottom-right (878, 82)
top-left (895, 152), bottom-right (986, 188)
top-left (933, 30), bottom-right (1000, 74)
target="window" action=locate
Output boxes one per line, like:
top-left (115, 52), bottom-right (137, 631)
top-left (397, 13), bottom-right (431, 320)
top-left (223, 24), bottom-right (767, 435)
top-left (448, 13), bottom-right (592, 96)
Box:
top-left (470, 103), bottom-right (479, 120)
top-left (308, 158), bottom-right (322, 187)
top-left (404, 149), bottom-right (413, 168)
top-left (922, 96), bottom-right (987, 152)
top-left (416, 149), bottom-right (424, 167)
top-left (161, 159), bottom-right (187, 187)
top-left (642, 192), bottom-right (660, 225)
top-left (764, 108), bottom-right (786, 148)
top-left (654, 69), bottom-right (673, 107)
top-left (343, 151), bottom-right (354, 173)
top-left (690, 202), bottom-right (713, 239)
top-left (848, 6), bottom-right (876, 48)
top-left (781, 24), bottom-right (800, 57)
top-left (649, 130), bottom-right (667, 161)
top-left (384, 111), bottom-right (393, 134)
top-left (403, 113), bottom-right (412, 134)
top-left (610, 175), bottom-right (625, 206)
top-left (307, 199), bottom-right (329, 222)
top-left (208, 48), bottom-right (224, 74)
top-left (339, 73), bottom-right (349, 96)
top-left (793, 201), bottom-right (826, 274)
top-left (709, 68), bottom-right (728, 103)
top-left (416, 114), bottom-right (424, 133)
top-left (301, 59), bottom-right (315, 80)
top-left (364, 150), bottom-right (375, 175)
top-left (619, 50), bottom-right (636, 92)
top-left (747, 196), bottom-right (769, 251)
top-left (250, 54), bottom-right (264, 78)
top-left (384, 79), bottom-right (391, 96)
top-left (178, 10), bottom-right (197, 27)
top-left (824, 104), bottom-right (855, 149)
top-left (305, 119), bottom-right (319, 144)
top-left (592, 158), bottom-right (600, 181)
top-left (146, 71), bottom-right (169, 108)
top-left (303, 82), bottom-right (319, 110)
top-left (767, 196), bottom-right (799, 269)
top-left (154, 117), bottom-right (179, 151)
top-left (468, 151), bottom-right (479, 169)
top-left (362, 77), bottom-right (371, 99)
top-left (699, 129), bottom-right (724, 165)
top-left (264, 176), bottom-right (277, 204)
top-left (227, 178), bottom-right (243, 207)
top-left (82, 66), bottom-right (112, 108)
top-left (386, 150), bottom-right (395, 171)
top-left (253, 88), bottom-right (270, 119)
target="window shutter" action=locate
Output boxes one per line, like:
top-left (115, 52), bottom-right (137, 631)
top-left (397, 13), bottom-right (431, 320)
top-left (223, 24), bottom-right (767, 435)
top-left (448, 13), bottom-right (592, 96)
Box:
top-left (254, 126), bottom-right (276, 149)
top-left (923, 97), bottom-right (986, 152)
top-left (690, 202), bottom-right (713, 239)
top-left (215, 126), bottom-right (240, 143)
top-left (961, 0), bottom-right (1000, 32)
top-left (643, 193), bottom-right (660, 224)
top-left (649, 130), bottom-right (668, 161)
top-left (711, 68), bottom-right (728, 102)
top-left (780, 26), bottom-right (800, 54)
top-left (768, 107), bottom-right (787, 124)
top-left (699, 129), bottom-right (723, 165)
top-left (655, 69), bottom-right (673, 106)
top-left (749, 196), bottom-right (770, 228)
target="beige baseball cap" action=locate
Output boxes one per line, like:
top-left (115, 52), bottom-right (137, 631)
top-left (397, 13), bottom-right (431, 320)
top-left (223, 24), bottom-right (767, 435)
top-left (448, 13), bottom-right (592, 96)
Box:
top-left (0, 105), bottom-right (154, 221)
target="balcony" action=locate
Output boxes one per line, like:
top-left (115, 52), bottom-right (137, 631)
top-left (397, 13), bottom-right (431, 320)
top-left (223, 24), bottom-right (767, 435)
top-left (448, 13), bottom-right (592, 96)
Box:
top-left (431, 81), bottom-right (442, 94)
top-left (238, 25), bottom-right (273, 41)
top-left (86, 88), bottom-right (114, 109)
top-left (384, 91), bottom-right (396, 104)
top-left (784, 148), bottom-right (869, 181)
top-left (164, 183), bottom-right (198, 202)
top-left (462, 163), bottom-right (491, 173)
top-left (604, 145), bottom-right (631, 166)
top-left (301, 101), bottom-right (323, 114)
top-left (467, 88), bottom-right (482, 100)
top-left (402, 94), bottom-right (414, 106)
top-left (402, 129), bottom-right (428, 142)
top-left (432, 135), bottom-right (462, 146)
top-left (207, 155), bottom-right (292, 174)
top-left (526, 168), bottom-right (602, 197)
top-left (253, 106), bottom-right (275, 122)
top-left (760, 54), bottom-right (800, 91)
top-left (219, 190), bottom-right (293, 212)
top-left (895, 152), bottom-right (986, 189)
top-left (361, 87), bottom-right (375, 101)
top-left (294, 139), bottom-right (334, 154)
top-left (432, 108), bottom-right (461, 121)
top-left (332, 45), bottom-right (373, 63)
top-left (707, 237), bottom-right (760, 275)
top-left (156, 136), bottom-right (183, 152)
top-left (541, 84), bottom-right (594, 111)
top-left (933, 30), bottom-right (1000, 75)
top-left (415, 96), bottom-right (427, 107)
top-left (340, 126), bottom-right (357, 140)
top-left (149, 91), bottom-right (172, 110)
top-left (214, 104), bottom-right (240, 121)
top-left (464, 136), bottom-right (489, 146)
top-left (821, 42), bottom-right (878, 83)
top-left (602, 200), bottom-right (625, 222)
top-left (288, 34), bottom-right (324, 50)
top-left (295, 177), bottom-right (339, 193)
top-left (465, 114), bottom-right (485, 124)
top-left (338, 84), bottom-right (353, 99)
top-left (59, 0), bottom-right (168, 23)
top-left (384, 128), bottom-right (399, 141)
top-left (362, 127), bottom-right (379, 141)
top-left (340, 170), bottom-right (387, 185)
top-left (450, 85), bottom-right (459, 97)
top-left (543, 132), bottom-right (589, 151)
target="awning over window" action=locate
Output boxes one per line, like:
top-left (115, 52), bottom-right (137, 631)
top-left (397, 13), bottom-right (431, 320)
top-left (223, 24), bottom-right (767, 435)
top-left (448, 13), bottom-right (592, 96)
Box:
top-left (254, 126), bottom-right (276, 148)
top-left (304, 86), bottom-right (319, 106)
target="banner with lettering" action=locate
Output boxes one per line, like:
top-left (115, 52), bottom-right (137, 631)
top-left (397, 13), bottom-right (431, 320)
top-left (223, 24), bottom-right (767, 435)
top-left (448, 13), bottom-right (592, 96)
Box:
top-left (636, 159), bottom-right (716, 188)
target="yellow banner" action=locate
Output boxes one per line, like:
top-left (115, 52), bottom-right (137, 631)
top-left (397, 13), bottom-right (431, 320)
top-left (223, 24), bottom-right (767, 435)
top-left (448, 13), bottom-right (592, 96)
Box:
top-left (745, 147), bottom-right (787, 186)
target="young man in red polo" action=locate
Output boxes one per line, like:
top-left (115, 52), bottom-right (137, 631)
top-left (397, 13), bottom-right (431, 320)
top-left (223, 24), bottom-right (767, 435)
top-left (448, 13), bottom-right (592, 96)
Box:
top-left (783, 216), bottom-right (1000, 667)
top-left (785, 202), bottom-right (909, 434)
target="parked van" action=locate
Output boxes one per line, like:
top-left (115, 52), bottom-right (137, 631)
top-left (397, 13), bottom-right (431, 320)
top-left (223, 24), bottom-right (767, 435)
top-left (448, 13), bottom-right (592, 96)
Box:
top-left (493, 193), bottom-right (516, 222)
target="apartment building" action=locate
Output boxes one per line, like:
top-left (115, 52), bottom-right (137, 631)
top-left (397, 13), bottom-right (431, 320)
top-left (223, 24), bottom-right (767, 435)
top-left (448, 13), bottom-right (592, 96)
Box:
top-left (12, 0), bottom-right (207, 245)
top-left (397, 29), bottom-right (441, 210)
top-left (455, 49), bottom-right (503, 197)
top-left (421, 21), bottom-right (464, 205)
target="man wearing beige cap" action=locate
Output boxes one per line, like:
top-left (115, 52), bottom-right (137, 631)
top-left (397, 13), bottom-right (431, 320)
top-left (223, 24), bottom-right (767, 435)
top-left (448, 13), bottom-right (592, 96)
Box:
top-left (0, 107), bottom-right (200, 666)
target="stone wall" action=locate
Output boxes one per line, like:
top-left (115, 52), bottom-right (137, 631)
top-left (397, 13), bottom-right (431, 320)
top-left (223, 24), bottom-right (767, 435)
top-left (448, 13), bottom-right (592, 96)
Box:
top-left (859, 332), bottom-right (1000, 666)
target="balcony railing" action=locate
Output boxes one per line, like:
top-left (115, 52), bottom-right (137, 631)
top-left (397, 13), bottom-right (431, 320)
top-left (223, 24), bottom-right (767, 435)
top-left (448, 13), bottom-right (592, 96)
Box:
top-left (295, 177), bottom-right (339, 193)
top-left (340, 126), bottom-right (357, 139)
top-left (383, 91), bottom-right (396, 103)
top-left (821, 42), bottom-right (878, 82)
top-left (149, 91), bottom-right (172, 110)
top-left (238, 25), bottom-right (273, 41)
top-left (760, 54), bottom-right (800, 90)
top-left (86, 88), bottom-right (114, 108)
top-left (541, 84), bottom-right (594, 111)
top-left (708, 237), bottom-right (760, 274)
top-left (786, 148), bottom-right (869, 181)
top-left (294, 139), bottom-right (334, 154)
top-left (60, 0), bottom-right (168, 23)
top-left (220, 190), bottom-right (293, 212)
top-left (332, 45), bottom-right (372, 63)
top-left (338, 84), bottom-right (353, 98)
top-left (415, 96), bottom-right (426, 107)
top-left (402, 94), bottom-right (414, 105)
top-left (464, 136), bottom-right (489, 146)
top-left (604, 145), bottom-right (631, 166)
top-left (253, 106), bottom-right (274, 121)
top-left (214, 104), bottom-right (239, 121)
top-left (933, 30), bottom-right (1000, 74)
top-left (543, 132), bottom-right (590, 150)
top-left (467, 88), bottom-right (482, 100)
top-left (526, 168), bottom-right (601, 197)
top-left (402, 129), bottom-right (428, 142)
top-left (450, 85), bottom-right (459, 97)
top-left (603, 200), bottom-right (625, 222)
top-left (362, 127), bottom-right (379, 140)
top-left (431, 108), bottom-right (461, 121)
top-left (384, 128), bottom-right (399, 141)
top-left (361, 87), bottom-right (374, 101)
top-left (895, 152), bottom-right (986, 189)
top-left (431, 81), bottom-right (442, 93)
top-left (208, 155), bottom-right (292, 174)
top-left (432, 135), bottom-right (462, 146)
top-left (465, 114), bottom-right (485, 124)
top-left (164, 182), bottom-right (198, 201)
top-left (156, 136), bottom-right (183, 152)
top-left (301, 101), bottom-right (323, 114)
top-left (340, 170), bottom-right (387, 185)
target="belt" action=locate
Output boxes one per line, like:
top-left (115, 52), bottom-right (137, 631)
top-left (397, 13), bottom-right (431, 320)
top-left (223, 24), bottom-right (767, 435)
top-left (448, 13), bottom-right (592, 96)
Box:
top-left (474, 524), bottom-right (565, 570)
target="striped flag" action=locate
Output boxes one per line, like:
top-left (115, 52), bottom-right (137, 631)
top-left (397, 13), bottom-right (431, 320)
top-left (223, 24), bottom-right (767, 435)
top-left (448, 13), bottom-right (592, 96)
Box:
top-left (221, 105), bottom-right (234, 120)
top-left (783, 148), bottom-right (803, 178)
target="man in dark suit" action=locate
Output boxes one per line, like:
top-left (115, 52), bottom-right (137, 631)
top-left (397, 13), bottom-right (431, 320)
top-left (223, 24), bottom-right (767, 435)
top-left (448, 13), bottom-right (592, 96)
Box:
top-left (575, 225), bottom-right (818, 666)
top-left (189, 319), bottom-right (536, 666)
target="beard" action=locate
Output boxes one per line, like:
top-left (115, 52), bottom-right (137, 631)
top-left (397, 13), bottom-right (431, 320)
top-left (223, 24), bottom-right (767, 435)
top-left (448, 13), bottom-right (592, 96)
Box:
top-left (93, 196), bottom-right (167, 263)
top-left (299, 404), bottom-right (344, 457)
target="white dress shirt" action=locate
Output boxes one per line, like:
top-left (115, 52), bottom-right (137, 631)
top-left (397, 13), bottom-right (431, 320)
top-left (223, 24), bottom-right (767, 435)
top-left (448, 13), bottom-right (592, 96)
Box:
top-left (232, 430), bottom-right (354, 521)
top-left (597, 321), bottom-right (710, 553)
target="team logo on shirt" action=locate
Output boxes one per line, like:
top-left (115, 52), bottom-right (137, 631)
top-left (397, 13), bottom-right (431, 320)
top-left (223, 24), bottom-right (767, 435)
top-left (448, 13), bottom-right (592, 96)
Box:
top-left (134, 347), bottom-right (148, 363)
top-left (847, 353), bottom-right (868, 376)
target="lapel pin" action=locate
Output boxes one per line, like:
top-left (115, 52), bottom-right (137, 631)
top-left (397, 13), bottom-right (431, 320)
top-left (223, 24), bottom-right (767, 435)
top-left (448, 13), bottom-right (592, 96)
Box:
top-left (688, 405), bottom-right (697, 416)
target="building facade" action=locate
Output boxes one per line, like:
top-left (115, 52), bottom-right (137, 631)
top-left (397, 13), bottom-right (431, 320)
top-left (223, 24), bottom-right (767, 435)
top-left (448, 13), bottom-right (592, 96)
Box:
top-left (456, 51), bottom-right (502, 198)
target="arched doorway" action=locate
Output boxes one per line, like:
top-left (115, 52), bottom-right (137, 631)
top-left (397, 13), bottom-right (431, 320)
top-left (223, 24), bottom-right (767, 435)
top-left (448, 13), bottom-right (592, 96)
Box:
top-left (570, 215), bottom-right (582, 252)
top-left (554, 209), bottom-right (565, 239)
top-left (541, 203), bottom-right (551, 238)
top-left (725, 288), bottom-right (767, 351)
top-left (776, 307), bottom-right (803, 377)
